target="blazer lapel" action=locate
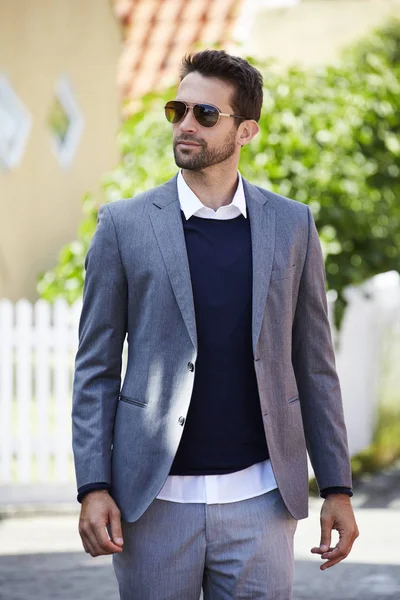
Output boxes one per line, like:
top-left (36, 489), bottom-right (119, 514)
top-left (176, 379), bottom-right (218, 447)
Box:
top-left (243, 179), bottom-right (276, 355)
top-left (149, 175), bottom-right (197, 351)
top-left (149, 175), bottom-right (276, 356)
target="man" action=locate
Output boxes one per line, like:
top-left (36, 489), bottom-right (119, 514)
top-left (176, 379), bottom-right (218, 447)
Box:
top-left (72, 50), bottom-right (359, 599)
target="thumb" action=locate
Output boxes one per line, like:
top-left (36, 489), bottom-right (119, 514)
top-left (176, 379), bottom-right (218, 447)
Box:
top-left (109, 507), bottom-right (124, 547)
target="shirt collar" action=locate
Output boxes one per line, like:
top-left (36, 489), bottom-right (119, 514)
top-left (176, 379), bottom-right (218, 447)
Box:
top-left (177, 170), bottom-right (247, 220)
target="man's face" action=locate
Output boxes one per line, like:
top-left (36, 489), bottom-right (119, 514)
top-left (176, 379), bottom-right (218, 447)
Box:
top-left (171, 72), bottom-right (241, 171)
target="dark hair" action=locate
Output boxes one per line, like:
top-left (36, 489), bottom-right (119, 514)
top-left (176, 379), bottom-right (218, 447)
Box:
top-left (180, 49), bottom-right (263, 122)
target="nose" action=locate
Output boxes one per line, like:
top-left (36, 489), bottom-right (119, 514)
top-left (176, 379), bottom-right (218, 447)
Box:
top-left (178, 107), bottom-right (198, 134)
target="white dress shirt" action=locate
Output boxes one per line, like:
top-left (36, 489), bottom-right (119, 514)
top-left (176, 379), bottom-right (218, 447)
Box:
top-left (156, 170), bottom-right (277, 504)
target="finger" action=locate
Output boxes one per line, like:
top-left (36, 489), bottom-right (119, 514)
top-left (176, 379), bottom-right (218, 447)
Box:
top-left (320, 550), bottom-right (349, 571)
top-left (79, 523), bottom-right (93, 555)
top-left (92, 522), bottom-right (123, 555)
top-left (81, 532), bottom-right (97, 557)
top-left (321, 546), bottom-right (345, 559)
top-left (311, 546), bottom-right (334, 555)
top-left (79, 526), bottom-right (100, 557)
top-left (109, 508), bottom-right (124, 547)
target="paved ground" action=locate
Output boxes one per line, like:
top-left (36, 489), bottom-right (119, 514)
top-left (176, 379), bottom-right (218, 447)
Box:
top-left (1, 463), bottom-right (399, 600)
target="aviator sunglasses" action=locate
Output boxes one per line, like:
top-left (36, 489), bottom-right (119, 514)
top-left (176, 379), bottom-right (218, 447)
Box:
top-left (164, 100), bottom-right (247, 128)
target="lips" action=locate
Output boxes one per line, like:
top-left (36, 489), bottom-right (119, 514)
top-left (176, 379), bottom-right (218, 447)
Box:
top-left (177, 142), bottom-right (200, 147)
top-left (176, 137), bottom-right (202, 146)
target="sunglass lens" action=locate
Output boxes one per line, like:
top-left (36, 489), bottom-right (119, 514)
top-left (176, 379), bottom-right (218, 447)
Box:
top-left (193, 104), bottom-right (219, 127)
top-left (164, 101), bottom-right (186, 124)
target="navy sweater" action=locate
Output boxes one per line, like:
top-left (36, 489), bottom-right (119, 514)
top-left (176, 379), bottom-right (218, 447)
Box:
top-left (170, 212), bottom-right (269, 475)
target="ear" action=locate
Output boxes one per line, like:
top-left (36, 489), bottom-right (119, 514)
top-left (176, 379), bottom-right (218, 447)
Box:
top-left (237, 120), bottom-right (259, 147)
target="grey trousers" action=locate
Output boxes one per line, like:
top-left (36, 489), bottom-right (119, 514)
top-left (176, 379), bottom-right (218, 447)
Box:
top-left (113, 488), bottom-right (297, 600)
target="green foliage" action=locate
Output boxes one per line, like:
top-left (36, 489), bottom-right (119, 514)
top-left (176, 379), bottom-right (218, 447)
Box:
top-left (350, 403), bottom-right (400, 479)
top-left (38, 19), bottom-right (400, 327)
top-left (37, 193), bottom-right (98, 303)
top-left (242, 19), bottom-right (400, 325)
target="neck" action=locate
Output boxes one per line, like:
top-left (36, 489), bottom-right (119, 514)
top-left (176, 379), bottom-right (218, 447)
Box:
top-left (181, 163), bottom-right (240, 211)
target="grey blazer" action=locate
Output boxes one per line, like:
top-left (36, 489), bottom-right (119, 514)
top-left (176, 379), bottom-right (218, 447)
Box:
top-left (72, 175), bottom-right (352, 522)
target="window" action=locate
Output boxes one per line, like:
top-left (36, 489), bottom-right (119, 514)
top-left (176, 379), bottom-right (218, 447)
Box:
top-left (0, 76), bottom-right (32, 170)
top-left (48, 76), bottom-right (84, 168)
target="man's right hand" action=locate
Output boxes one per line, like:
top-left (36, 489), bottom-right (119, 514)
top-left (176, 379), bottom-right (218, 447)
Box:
top-left (79, 490), bottom-right (124, 557)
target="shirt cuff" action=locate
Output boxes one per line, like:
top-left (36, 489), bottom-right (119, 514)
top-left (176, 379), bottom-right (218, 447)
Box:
top-left (77, 482), bottom-right (111, 503)
top-left (320, 486), bottom-right (353, 498)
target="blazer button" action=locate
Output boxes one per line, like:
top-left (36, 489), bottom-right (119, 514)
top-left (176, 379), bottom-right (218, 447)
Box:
top-left (178, 416), bottom-right (185, 426)
top-left (187, 362), bottom-right (194, 372)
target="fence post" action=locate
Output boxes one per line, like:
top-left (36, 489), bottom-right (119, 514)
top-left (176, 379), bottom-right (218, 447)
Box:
top-left (15, 299), bottom-right (33, 482)
top-left (35, 299), bottom-right (52, 482)
top-left (0, 300), bottom-right (14, 481)
top-left (53, 298), bottom-right (72, 482)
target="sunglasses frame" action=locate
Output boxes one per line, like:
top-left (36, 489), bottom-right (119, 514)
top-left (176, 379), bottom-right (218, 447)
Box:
top-left (164, 100), bottom-right (247, 128)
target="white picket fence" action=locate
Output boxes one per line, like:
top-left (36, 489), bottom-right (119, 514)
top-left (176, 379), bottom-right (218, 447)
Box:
top-left (1, 272), bottom-right (400, 486)
top-left (0, 298), bottom-right (81, 484)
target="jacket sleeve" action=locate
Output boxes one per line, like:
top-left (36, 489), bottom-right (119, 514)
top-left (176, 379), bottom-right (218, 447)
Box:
top-left (72, 204), bottom-right (127, 490)
top-left (292, 205), bottom-right (352, 491)
top-left (77, 482), bottom-right (112, 503)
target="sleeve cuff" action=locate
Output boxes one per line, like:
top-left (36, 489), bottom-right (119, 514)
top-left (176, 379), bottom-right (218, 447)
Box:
top-left (77, 482), bottom-right (112, 503)
top-left (320, 486), bottom-right (353, 498)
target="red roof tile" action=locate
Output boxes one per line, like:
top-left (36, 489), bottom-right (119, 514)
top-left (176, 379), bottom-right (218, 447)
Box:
top-left (112, 0), bottom-right (243, 116)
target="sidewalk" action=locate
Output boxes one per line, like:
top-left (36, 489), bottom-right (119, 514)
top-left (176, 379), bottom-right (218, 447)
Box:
top-left (1, 463), bottom-right (399, 600)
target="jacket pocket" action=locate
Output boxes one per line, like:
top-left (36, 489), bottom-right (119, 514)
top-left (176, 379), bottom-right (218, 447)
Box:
top-left (288, 395), bottom-right (300, 404)
top-left (119, 394), bottom-right (147, 408)
top-left (270, 264), bottom-right (296, 282)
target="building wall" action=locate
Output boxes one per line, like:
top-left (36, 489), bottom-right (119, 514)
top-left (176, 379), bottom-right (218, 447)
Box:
top-left (0, 0), bottom-right (121, 301)
top-left (236, 0), bottom-right (400, 67)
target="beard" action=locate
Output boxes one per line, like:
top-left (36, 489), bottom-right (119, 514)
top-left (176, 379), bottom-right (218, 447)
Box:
top-left (173, 127), bottom-right (237, 171)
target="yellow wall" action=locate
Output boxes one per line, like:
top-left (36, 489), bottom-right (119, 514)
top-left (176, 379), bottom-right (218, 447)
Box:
top-left (239, 0), bottom-right (400, 68)
top-left (0, 0), bottom-right (121, 301)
